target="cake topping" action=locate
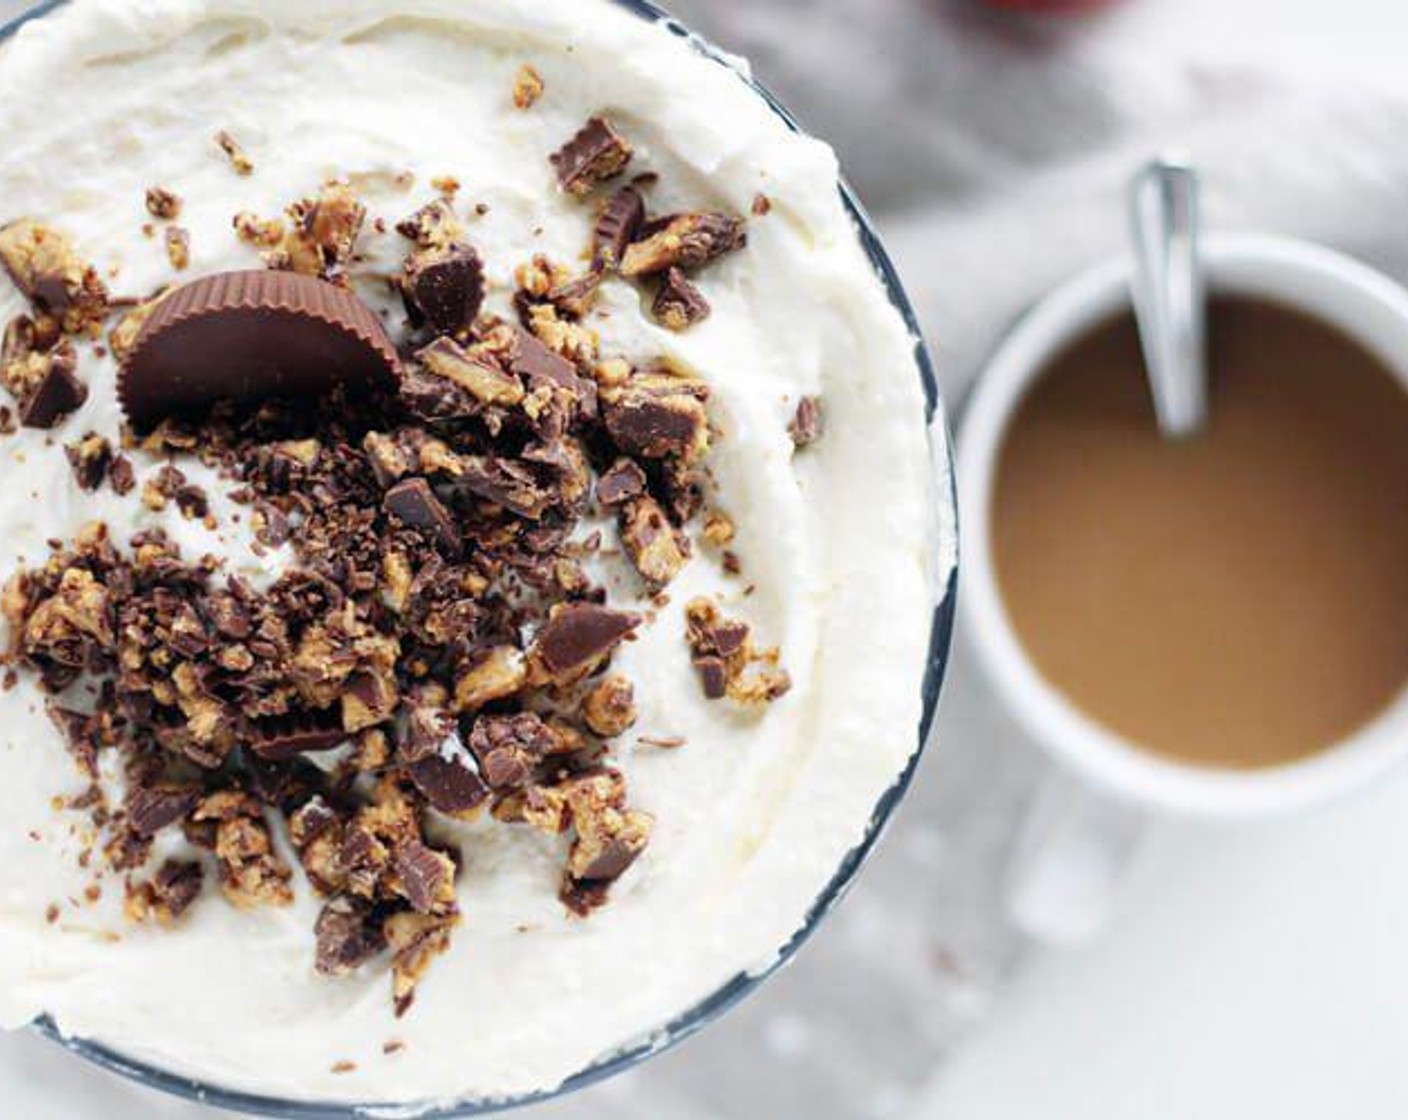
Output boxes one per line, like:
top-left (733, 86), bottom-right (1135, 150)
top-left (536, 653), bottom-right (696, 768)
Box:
top-left (0, 219), bottom-right (110, 332)
top-left (402, 242), bottom-right (485, 335)
top-left (0, 92), bottom-right (792, 1021)
top-left (145, 187), bottom-right (184, 221)
top-left (620, 211), bottom-right (746, 277)
top-left (601, 372), bottom-right (710, 462)
top-left (214, 129), bottom-right (254, 176)
top-left (165, 226), bottom-right (191, 271)
top-left (620, 496), bottom-right (690, 589)
top-left (551, 116), bottom-right (633, 196)
top-left (396, 199), bottom-right (462, 248)
top-left (685, 598), bottom-right (791, 704)
top-left (652, 267), bottom-right (711, 331)
top-left (582, 675), bottom-right (637, 738)
top-left (513, 64), bottom-right (544, 110)
top-left (592, 186), bottom-right (645, 271)
top-left (125, 860), bottom-right (204, 926)
top-left (789, 395), bottom-right (825, 447)
top-left (595, 458), bottom-right (647, 507)
top-left (529, 603), bottom-right (640, 684)
top-left (382, 478), bottom-right (461, 556)
top-left (117, 270), bottom-right (400, 428)
top-left (9, 333), bottom-right (86, 429)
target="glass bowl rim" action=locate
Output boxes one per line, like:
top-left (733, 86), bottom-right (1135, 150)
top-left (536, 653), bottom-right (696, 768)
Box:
top-left (3, 0), bottom-right (960, 1114)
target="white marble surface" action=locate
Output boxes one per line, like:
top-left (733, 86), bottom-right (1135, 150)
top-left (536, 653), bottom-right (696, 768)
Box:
top-left (7, 0), bottom-right (1408, 1117)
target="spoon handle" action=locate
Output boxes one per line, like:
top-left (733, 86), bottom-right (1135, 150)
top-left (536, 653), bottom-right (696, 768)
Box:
top-left (1129, 159), bottom-right (1207, 439)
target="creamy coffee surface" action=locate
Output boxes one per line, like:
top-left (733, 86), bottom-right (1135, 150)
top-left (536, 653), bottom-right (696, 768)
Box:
top-left (994, 298), bottom-right (1408, 769)
top-left (0, 0), bottom-right (941, 1106)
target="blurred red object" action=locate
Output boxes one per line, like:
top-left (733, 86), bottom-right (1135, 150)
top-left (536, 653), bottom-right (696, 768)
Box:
top-left (978, 0), bottom-right (1118, 11)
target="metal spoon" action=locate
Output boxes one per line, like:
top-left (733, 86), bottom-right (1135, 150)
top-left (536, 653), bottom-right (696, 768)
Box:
top-left (1128, 158), bottom-right (1207, 439)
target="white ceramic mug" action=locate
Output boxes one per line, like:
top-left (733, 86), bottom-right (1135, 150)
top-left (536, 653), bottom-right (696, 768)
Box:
top-left (959, 233), bottom-right (1408, 944)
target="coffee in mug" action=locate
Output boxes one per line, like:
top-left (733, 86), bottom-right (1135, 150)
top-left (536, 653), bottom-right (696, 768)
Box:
top-left (991, 296), bottom-right (1408, 769)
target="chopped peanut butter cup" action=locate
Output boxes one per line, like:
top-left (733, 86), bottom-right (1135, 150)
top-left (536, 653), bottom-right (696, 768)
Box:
top-left (117, 270), bottom-right (399, 429)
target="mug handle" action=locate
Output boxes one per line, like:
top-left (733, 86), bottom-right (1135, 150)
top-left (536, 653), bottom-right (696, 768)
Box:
top-left (1003, 766), bottom-right (1147, 944)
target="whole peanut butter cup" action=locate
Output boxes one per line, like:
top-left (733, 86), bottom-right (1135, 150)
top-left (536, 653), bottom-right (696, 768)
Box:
top-left (118, 270), bottom-right (399, 429)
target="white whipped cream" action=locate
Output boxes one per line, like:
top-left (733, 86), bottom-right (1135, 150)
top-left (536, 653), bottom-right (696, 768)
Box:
top-left (0, 0), bottom-right (946, 1106)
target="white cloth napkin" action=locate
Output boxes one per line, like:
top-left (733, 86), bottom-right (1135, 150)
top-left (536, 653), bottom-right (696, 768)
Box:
top-left (7, 0), bottom-right (1408, 1116)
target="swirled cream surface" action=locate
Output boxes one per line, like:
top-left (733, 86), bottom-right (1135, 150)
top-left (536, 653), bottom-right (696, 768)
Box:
top-left (0, 0), bottom-right (944, 1105)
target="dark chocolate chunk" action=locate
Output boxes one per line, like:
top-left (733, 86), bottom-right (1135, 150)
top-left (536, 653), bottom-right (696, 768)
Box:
top-left (574, 831), bottom-right (647, 882)
top-left (108, 455), bottom-right (136, 495)
top-left (64, 433), bottom-right (111, 491)
top-left (551, 116), bottom-right (633, 196)
top-left (398, 368), bottom-right (480, 422)
top-left (652, 267), bottom-right (710, 331)
top-left (402, 243), bottom-right (485, 336)
top-left (620, 211), bottom-right (746, 277)
top-left (407, 753), bottom-right (490, 816)
top-left (394, 840), bottom-right (456, 915)
top-left (148, 859), bottom-right (204, 920)
top-left (450, 456), bottom-right (549, 520)
top-left (592, 186), bottom-right (645, 271)
top-left (315, 897), bottom-right (386, 976)
top-left (383, 478), bottom-right (461, 555)
top-left (126, 784), bottom-right (201, 837)
top-left (596, 458), bottom-right (647, 507)
top-left (603, 381), bottom-right (709, 461)
top-left (288, 795), bottom-right (342, 848)
top-left (396, 199), bottom-right (460, 247)
top-left (789, 395), bottom-right (825, 447)
top-left (20, 346), bottom-right (86, 429)
top-left (47, 704), bottom-right (98, 778)
top-left (118, 270), bottom-right (400, 429)
top-left (507, 326), bottom-right (580, 393)
top-left (468, 712), bottom-right (561, 791)
top-left (249, 709), bottom-right (347, 761)
top-left (619, 495), bottom-right (690, 589)
top-left (531, 603), bottom-right (639, 681)
top-left (694, 655), bottom-right (729, 700)
top-left (417, 336), bottom-right (523, 405)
